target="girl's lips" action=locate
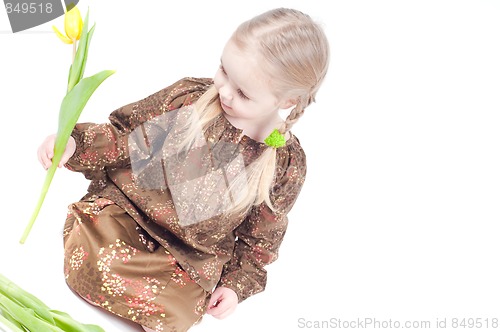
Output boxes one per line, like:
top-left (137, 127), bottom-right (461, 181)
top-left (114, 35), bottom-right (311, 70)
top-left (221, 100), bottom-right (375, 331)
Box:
top-left (221, 101), bottom-right (233, 112)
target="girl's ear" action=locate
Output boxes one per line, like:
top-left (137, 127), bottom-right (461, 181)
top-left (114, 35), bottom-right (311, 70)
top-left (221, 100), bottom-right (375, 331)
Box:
top-left (279, 98), bottom-right (297, 110)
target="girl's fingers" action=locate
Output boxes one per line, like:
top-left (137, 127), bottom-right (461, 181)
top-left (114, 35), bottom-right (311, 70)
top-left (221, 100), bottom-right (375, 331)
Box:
top-left (38, 135), bottom-right (56, 170)
top-left (206, 287), bottom-right (238, 319)
top-left (59, 151), bottom-right (71, 168)
top-left (37, 134), bottom-right (76, 169)
top-left (58, 136), bottom-right (76, 167)
top-left (37, 146), bottom-right (50, 170)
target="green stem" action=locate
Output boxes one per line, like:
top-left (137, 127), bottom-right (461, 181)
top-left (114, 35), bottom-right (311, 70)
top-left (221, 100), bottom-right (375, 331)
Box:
top-left (19, 157), bottom-right (60, 244)
top-left (0, 274), bottom-right (55, 325)
top-left (0, 311), bottom-right (25, 332)
top-left (20, 69), bottom-right (114, 244)
top-left (0, 293), bottom-right (63, 332)
top-left (72, 42), bottom-right (77, 65)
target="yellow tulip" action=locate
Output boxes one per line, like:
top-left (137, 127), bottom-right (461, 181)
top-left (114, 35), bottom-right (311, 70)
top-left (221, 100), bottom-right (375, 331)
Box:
top-left (52, 6), bottom-right (83, 44)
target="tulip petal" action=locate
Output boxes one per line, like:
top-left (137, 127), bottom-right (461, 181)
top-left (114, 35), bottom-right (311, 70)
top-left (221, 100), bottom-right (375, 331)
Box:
top-left (64, 6), bottom-right (83, 41)
top-left (52, 26), bottom-right (73, 44)
top-left (76, 17), bottom-right (83, 40)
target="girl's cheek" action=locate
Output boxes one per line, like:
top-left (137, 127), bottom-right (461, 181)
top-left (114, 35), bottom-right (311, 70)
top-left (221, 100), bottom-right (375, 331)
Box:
top-left (213, 69), bottom-right (225, 88)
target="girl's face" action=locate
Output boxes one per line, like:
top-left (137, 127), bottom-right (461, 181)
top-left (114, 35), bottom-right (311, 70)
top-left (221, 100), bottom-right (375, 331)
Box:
top-left (214, 40), bottom-right (286, 126)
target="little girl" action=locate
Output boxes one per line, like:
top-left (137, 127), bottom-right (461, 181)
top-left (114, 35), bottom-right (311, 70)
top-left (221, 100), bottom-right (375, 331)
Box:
top-left (38, 7), bottom-right (329, 332)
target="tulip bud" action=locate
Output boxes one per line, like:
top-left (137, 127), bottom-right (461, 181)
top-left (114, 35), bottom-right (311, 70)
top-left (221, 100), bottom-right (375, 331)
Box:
top-left (65, 6), bottom-right (83, 42)
top-left (52, 6), bottom-right (83, 44)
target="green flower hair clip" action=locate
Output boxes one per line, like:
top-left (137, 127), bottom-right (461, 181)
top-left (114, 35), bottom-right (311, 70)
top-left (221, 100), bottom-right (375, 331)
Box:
top-left (264, 129), bottom-right (286, 148)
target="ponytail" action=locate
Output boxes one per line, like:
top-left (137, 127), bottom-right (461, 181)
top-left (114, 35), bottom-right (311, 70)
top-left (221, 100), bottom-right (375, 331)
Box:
top-left (176, 6), bottom-right (329, 217)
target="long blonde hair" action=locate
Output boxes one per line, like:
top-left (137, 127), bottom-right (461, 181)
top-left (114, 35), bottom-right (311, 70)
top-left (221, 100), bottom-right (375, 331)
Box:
top-left (183, 8), bottom-right (330, 216)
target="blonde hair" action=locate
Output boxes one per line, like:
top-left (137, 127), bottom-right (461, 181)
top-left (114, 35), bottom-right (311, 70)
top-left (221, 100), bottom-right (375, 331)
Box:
top-left (183, 8), bottom-right (330, 216)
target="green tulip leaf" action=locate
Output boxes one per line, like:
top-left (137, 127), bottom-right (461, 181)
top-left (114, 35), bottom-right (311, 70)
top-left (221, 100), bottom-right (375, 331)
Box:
top-left (77, 23), bottom-right (96, 84)
top-left (0, 274), bottom-right (106, 331)
top-left (20, 69), bottom-right (114, 244)
top-left (67, 8), bottom-right (91, 92)
top-left (56, 69), bottom-right (115, 150)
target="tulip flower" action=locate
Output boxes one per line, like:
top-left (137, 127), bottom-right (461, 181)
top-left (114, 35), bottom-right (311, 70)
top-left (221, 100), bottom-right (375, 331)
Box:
top-left (20, 7), bottom-right (114, 244)
top-left (52, 5), bottom-right (83, 62)
top-left (52, 5), bottom-right (83, 44)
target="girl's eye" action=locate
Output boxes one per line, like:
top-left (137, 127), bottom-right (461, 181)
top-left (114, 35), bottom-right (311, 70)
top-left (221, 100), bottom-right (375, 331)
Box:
top-left (219, 64), bottom-right (248, 100)
top-left (237, 89), bottom-right (249, 100)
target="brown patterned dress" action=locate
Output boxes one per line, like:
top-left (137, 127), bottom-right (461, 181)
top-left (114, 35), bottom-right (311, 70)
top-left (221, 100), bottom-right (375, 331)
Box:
top-left (63, 77), bottom-right (307, 331)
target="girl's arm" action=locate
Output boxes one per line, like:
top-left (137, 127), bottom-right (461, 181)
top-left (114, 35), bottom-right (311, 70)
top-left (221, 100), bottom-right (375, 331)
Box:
top-left (37, 125), bottom-right (126, 183)
top-left (217, 143), bottom-right (307, 303)
top-left (50, 77), bottom-right (213, 180)
top-left (64, 121), bottom-right (130, 180)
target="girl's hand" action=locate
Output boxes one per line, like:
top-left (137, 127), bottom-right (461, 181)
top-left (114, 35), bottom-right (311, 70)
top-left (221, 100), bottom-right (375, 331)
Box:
top-left (206, 287), bottom-right (238, 319)
top-left (37, 134), bottom-right (76, 170)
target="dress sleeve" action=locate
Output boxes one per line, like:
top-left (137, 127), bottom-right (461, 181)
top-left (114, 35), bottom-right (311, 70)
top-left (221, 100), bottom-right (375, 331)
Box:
top-left (218, 141), bottom-right (307, 302)
top-left (64, 77), bottom-right (213, 180)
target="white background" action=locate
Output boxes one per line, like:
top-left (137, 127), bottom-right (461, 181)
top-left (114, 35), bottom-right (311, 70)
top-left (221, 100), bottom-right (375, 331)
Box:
top-left (1, 1), bottom-right (500, 331)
